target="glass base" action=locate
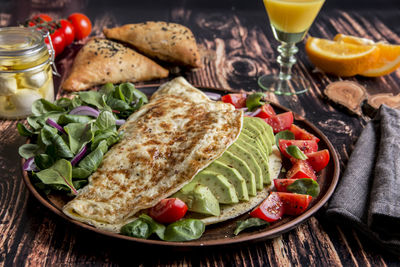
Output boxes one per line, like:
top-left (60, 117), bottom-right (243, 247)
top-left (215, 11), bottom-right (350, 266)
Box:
top-left (258, 74), bottom-right (310, 95)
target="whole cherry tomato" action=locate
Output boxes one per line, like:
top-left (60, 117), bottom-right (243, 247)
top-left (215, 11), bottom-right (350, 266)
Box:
top-left (45, 29), bottom-right (65, 57)
top-left (28, 14), bottom-right (52, 27)
top-left (67, 13), bottom-right (92, 40)
top-left (148, 198), bottom-right (188, 223)
top-left (59, 19), bottom-right (75, 46)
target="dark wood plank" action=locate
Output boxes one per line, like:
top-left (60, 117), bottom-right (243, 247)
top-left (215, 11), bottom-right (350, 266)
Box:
top-left (1, 0), bottom-right (400, 266)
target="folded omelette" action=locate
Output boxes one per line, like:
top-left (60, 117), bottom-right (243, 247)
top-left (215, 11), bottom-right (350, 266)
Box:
top-left (63, 77), bottom-right (243, 232)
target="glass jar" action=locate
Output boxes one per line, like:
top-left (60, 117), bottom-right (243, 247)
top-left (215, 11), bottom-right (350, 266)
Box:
top-left (0, 27), bottom-right (57, 119)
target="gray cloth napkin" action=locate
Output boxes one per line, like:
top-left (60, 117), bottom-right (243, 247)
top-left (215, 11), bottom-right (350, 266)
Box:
top-left (326, 105), bottom-right (400, 254)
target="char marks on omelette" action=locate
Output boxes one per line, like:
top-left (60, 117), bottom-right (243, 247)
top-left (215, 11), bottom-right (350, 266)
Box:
top-left (63, 77), bottom-right (243, 232)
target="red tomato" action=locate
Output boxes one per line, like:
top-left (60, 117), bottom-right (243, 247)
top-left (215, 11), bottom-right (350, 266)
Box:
top-left (254, 103), bottom-right (276, 119)
top-left (45, 28), bottom-right (65, 57)
top-left (59, 19), bottom-right (75, 46)
top-left (274, 179), bottom-right (297, 192)
top-left (264, 112), bottom-right (293, 133)
top-left (28, 14), bottom-right (52, 27)
top-left (221, 93), bottom-right (247, 108)
top-left (148, 198), bottom-right (188, 223)
top-left (287, 160), bottom-right (317, 180)
top-left (289, 124), bottom-right (320, 142)
top-left (278, 139), bottom-right (318, 159)
top-left (250, 192), bottom-right (284, 222)
top-left (305, 149), bottom-right (330, 172)
top-left (68, 13), bottom-right (92, 40)
top-left (276, 192), bottom-right (312, 215)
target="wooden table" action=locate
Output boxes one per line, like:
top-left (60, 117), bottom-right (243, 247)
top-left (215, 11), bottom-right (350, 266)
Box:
top-left (1, 0), bottom-right (400, 265)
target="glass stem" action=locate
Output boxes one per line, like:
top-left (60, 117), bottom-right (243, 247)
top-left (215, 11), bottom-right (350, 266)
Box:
top-left (277, 42), bottom-right (298, 81)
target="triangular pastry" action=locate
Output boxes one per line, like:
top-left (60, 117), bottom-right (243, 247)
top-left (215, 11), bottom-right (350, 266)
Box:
top-left (62, 38), bottom-right (169, 91)
top-left (103, 21), bottom-right (202, 68)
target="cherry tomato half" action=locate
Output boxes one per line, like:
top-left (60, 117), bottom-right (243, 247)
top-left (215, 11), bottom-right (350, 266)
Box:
top-left (286, 160), bottom-right (317, 181)
top-left (274, 179), bottom-right (298, 192)
top-left (254, 103), bottom-right (276, 119)
top-left (278, 139), bottom-right (318, 159)
top-left (289, 124), bottom-right (320, 142)
top-left (44, 28), bottom-right (65, 57)
top-left (276, 192), bottom-right (312, 216)
top-left (221, 93), bottom-right (247, 109)
top-left (250, 192), bottom-right (284, 222)
top-left (305, 149), bottom-right (330, 172)
top-left (148, 198), bottom-right (188, 224)
top-left (264, 112), bottom-right (293, 133)
top-left (68, 13), bottom-right (92, 40)
top-left (59, 19), bottom-right (75, 46)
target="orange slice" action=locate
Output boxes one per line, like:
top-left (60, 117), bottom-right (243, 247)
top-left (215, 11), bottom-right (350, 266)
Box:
top-left (334, 34), bottom-right (400, 77)
top-left (305, 37), bottom-right (379, 77)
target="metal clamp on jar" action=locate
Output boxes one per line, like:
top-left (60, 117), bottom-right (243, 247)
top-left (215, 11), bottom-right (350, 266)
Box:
top-left (0, 27), bottom-right (59, 119)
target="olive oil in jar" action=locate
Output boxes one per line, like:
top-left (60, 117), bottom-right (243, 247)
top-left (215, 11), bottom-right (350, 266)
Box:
top-left (0, 27), bottom-right (56, 119)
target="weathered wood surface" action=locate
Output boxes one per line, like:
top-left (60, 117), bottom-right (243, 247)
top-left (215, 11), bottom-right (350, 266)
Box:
top-left (1, 0), bottom-right (400, 265)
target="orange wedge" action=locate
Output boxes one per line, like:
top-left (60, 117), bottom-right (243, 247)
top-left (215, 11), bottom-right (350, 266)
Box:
top-left (305, 37), bottom-right (380, 77)
top-left (334, 34), bottom-right (400, 77)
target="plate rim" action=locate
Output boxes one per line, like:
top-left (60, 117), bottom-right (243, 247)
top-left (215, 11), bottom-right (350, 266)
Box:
top-left (20, 85), bottom-right (340, 247)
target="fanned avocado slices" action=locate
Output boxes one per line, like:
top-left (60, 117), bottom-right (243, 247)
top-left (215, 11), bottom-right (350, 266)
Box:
top-left (241, 128), bottom-right (269, 156)
top-left (206, 161), bottom-right (249, 201)
top-left (217, 150), bottom-right (257, 196)
top-left (227, 143), bottom-right (264, 190)
top-left (191, 171), bottom-right (239, 204)
top-left (235, 138), bottom-right (271, 185)
top-left (243, 117), bottom-right (271, 155)
top-left (245, 117), bottom-right (274, 149)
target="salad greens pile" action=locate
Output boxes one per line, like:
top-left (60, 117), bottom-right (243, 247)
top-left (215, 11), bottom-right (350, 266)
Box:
top-left (18, 82), bottom-right (148, 195)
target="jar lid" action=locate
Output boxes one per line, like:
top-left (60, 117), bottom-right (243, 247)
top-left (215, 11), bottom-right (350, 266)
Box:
top-left (0, 27), bottom-right (47, 57)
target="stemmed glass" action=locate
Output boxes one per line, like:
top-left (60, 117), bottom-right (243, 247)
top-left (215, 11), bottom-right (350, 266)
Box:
top-left (259, 0), bottom-right (325, 95)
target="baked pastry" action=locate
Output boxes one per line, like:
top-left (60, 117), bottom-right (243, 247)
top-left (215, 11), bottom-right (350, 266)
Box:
top-left (62, 38), bottom-right (169, 91)
top-left (103, 21), bottom-right (202, 68)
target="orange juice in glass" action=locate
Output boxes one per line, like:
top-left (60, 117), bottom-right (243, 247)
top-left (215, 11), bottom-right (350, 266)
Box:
top-left (258, 0), bottom-right (325, 95)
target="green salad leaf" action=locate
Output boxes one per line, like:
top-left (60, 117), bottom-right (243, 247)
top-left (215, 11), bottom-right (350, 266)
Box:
top-left (286, 178), bottom-right (320, 197)
top-left (286, 145), bottom-right (308, 160)
top-left (35, 159), bottom-right (77, 195)
top-left (121, 214), bottom-right (166, 240)
top-left (163, 219), bottom-right (205, 242)
top-left (234, 218), bottom-right (269, 235)
top-left (18, 82), bottom-right (148, 195)
top-left (246, 92), bottom-right (266, 111)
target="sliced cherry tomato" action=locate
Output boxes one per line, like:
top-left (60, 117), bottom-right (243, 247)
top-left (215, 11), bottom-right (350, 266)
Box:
top-left (148, 198), bottom-right (188, 224)
top-left (254, 103), bottom-right (276, 119)
top-left (45, 28), bottom-right (65, 57)
top-left (59, 19), bottom-right (75, 46)
top-left (287, 160), bottom-right (317, 180)
top-left (305, 149), bottom-right (330, 172)
top-left (221, 93), bottom-right (247, 108)
top-left (278, 139), bottom-right (318, 159)
top-left (274, 179), bottom-right (297, 192)
top-left (250, 192), bottom-right (284, 222)
top-left (289, 124), bottom-right (320, 142)
top-left (28, 14), bottom-right (52, 27)
top-left (68, 13), bottom-right (92, 40)
top-left (276, 192), bottom-right (312, 216)
top-left (264, 112), bottom-right (293, 133)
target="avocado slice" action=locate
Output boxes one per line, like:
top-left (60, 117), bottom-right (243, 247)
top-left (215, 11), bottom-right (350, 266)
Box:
top-left (227, 143), bottom-right (264, 190)
top-left (217, 151), bottom-right (257, 196)
top-left (173, 183), bottom-right (220, 216)
top-left (240, 130), bottom-right (269, 160)
top-left (245, 117), bottom-right (274, 148)
top-left (192, 171), bottom-right (239, 204)
top-left (242, 118), bottom-right (271, 155)
top-left (206, 161), bottom-right (249, 201)
top-left (235, 138), bottom-right (271, 185)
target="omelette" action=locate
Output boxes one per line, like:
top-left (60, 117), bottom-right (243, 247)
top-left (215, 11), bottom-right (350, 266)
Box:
top-left (63, 77), bottom-right (243, 232)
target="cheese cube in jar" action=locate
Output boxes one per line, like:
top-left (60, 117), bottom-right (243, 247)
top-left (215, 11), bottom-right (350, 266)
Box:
top-left (0, 27), bottom-right (55, 119)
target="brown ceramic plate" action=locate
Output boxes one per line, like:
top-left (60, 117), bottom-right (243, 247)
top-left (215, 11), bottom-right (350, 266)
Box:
top-left (21, 85), bottom-right (340, 247)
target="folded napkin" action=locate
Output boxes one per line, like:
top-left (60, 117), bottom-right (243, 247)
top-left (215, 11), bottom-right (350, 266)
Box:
top-left (326, 105), bottom-right (400, 255)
